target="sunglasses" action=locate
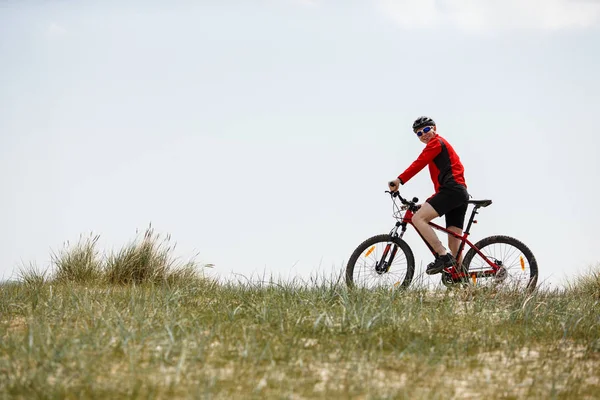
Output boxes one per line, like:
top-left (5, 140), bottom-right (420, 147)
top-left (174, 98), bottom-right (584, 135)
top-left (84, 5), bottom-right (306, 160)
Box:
top-left (415, 126), bottom-right (434, 137)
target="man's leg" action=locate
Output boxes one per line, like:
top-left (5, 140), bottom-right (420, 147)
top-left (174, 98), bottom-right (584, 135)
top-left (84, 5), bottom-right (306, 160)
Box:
top-left (447, 226), bottom-right (463, 264)
top-left (419, 190), bottom-right (464, 275)
top-left (413, 202), bottom-right (456, 275)
top-left (445, 201), bottom-right (468, 266)
top-left (412, 203), bottom-right (447, 255)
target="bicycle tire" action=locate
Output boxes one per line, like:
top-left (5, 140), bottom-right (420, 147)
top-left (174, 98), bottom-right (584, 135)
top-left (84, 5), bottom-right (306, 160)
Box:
top-left (346, 234), bottom-right (415, 289)
top-left (462, 235), bottom-right (538, 292)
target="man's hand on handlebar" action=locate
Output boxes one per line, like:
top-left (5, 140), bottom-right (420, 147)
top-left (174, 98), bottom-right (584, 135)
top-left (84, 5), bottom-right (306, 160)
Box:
top-left (385, 186), bottom-right (423, 213)
top-left (388, 178), bottom-right (400, 192)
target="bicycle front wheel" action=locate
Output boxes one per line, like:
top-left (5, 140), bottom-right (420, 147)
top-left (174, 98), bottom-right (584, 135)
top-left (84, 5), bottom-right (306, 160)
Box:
top-left (462, 235), bottom-right (538, 292)
top-left (345, 234), bottom-right (415, 289)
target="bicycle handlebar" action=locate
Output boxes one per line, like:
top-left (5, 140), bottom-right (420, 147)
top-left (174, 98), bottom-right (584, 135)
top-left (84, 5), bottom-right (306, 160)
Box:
top-left (385, 190), bottom-right (418, 204)
top-left (385, 191), bottom-right (421, 212)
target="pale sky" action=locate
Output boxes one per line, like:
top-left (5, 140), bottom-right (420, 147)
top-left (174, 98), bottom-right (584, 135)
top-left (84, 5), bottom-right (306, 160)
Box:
top-left (2, 0), bottom-right (599, 288)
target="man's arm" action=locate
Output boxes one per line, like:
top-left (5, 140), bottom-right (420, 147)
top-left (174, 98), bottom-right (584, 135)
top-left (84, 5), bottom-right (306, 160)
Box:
top-left (398, 138), bottom-right (441, 185)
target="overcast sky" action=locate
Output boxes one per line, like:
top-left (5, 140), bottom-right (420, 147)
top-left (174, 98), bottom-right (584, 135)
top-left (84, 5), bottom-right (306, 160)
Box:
top-left (2, 0), bottom-right (599, 288)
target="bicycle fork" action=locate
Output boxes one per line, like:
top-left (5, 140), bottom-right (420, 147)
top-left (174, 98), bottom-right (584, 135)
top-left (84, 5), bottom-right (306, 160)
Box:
top-left (374, 222), bottom-right (408, 274)
top-left (375, 243), bottom-right (398, 274)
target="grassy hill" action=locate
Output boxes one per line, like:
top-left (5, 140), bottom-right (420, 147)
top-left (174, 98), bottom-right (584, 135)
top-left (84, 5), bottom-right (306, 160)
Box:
top-left (1, 230), bottom-right (598, 399)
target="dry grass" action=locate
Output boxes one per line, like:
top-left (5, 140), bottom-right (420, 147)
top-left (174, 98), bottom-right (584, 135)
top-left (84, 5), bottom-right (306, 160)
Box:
top-left (2, 234), bottom-right (598, 399)
top-left (52, 234), bottom-right (103, 284)
top-left (0, 270), bottom-right (598, 399)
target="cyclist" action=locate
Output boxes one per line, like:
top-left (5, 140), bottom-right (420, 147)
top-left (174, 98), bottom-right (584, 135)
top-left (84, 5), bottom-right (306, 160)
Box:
top-left (388, 116), bottom-right (469, 275)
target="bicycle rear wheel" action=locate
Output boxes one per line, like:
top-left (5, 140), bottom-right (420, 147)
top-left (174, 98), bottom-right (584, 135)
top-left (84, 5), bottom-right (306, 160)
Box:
top-left (346, 234), bottom-right (415, 289)
top-left (462, 235), bottom-right (538, 292)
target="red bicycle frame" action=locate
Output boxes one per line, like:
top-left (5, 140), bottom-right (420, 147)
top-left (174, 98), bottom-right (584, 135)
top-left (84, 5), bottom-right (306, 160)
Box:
top-left (399, 205), bottom-right (500, 280)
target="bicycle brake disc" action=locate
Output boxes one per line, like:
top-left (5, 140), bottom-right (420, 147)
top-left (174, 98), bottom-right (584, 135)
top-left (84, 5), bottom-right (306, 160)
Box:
top-left (493, 267), bottom-right (508, 284)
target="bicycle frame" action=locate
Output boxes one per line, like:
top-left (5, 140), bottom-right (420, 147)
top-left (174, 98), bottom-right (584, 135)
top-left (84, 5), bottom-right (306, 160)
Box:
top-left (391, 201), bottom-right (500, 280)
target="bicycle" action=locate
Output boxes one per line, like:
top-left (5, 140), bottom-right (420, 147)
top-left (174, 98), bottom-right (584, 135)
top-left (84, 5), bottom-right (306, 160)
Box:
top-left (345, 191), bottom-right (538, 292)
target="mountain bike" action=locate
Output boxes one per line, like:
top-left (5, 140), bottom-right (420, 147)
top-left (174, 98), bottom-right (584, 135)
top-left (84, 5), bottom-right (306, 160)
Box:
top-left (345, 191), bottom-right (538, 292)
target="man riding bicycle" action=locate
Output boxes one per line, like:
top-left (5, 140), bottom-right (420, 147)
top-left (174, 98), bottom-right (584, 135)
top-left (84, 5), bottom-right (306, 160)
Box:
top-left (388, 116), bottom-right (469, 275)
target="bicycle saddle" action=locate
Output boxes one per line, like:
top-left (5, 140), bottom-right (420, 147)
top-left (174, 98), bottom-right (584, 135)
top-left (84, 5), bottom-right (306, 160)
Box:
top-left (468, 199), bottom-right (493, 207)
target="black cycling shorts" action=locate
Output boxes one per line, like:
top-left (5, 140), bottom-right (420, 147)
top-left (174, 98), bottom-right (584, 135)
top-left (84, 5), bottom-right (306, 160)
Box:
top-left (426, 186), bottom-right (469, 230)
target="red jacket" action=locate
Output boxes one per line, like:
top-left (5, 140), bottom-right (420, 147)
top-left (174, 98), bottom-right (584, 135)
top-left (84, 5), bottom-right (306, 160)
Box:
top-left (398, 134), bottom-right (466, 193)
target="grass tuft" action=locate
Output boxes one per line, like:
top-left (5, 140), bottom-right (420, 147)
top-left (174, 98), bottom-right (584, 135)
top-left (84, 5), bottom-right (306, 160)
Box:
top-left (105, 227), bottom-right (202, 285)
top-left (568, 264), bottom-right (600, 299)
top-left (17, 262), bottom-right (48, 289)
top-left (52, 233), bottom-right (103, 284)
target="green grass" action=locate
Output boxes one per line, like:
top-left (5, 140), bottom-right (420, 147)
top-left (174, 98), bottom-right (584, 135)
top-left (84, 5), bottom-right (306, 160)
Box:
top-left (1, 233), bottom-right (598, 399)
top-left (52, 234), bottom-right (103, 284)
top-left (37, 227), bottom-right (206, 288)
top-left (568, 265), bottom-right (600, 300)
top-left (1, 278), bottom-right (599, 399)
